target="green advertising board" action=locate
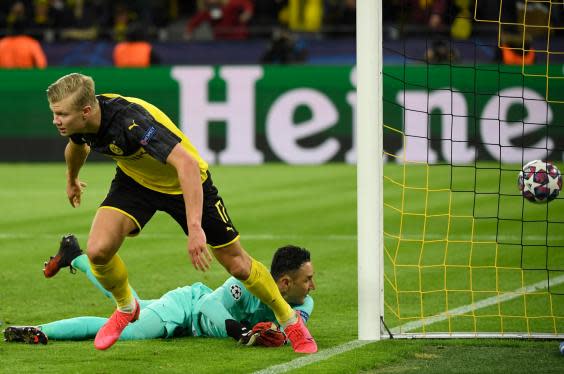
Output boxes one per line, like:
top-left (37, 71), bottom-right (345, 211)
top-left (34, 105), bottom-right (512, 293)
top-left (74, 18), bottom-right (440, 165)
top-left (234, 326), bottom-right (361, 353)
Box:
top-left (0, 65), bottom-right (562, 163)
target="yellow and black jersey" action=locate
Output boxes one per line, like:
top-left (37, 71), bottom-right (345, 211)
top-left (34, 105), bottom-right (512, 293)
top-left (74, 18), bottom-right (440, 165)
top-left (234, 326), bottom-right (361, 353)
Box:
top-left (70, 94), bottom-right (208, 194)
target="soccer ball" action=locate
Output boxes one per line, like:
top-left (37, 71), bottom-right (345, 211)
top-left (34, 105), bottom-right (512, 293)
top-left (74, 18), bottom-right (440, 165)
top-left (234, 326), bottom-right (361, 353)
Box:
top-left (518, 160), bottom-right (562, 203)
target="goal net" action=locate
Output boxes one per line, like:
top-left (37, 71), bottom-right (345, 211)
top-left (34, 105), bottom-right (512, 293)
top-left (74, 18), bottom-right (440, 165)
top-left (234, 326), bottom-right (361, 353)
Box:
top-left (366, 0), bottom-right (564, 338)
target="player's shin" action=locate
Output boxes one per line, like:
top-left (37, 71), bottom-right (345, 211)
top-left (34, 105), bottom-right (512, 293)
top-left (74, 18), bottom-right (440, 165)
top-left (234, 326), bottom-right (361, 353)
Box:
top-left (73, 254), bottom-right (141, 302)
top-left (242, 258), bottom-right (296, 326)
top-left (89, 254), bottom-right (135, 312)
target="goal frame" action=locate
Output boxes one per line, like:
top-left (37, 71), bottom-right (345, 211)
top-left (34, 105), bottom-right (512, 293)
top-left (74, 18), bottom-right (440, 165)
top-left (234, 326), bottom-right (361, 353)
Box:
top-left (356, 0), bottom-right (384, 340)
top-left (356, 0), bottom-right (564, 341)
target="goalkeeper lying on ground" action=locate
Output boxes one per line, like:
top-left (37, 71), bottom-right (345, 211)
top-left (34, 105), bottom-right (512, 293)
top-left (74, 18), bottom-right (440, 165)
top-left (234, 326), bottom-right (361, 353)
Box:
top-left (3, 237), bottom-right (315, 348)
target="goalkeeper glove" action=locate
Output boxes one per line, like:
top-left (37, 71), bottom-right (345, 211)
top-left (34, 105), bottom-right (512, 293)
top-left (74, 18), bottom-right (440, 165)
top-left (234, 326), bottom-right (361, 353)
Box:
top-left (250, 321), bottom-right (286, 347)
top-left (225, 320), bottom-right (286, 347)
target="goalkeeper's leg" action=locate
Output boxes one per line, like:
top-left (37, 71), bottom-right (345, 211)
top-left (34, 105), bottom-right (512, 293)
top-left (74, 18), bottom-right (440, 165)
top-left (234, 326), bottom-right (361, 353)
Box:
top-left (39, 309), bottom-right (166, 341)
top-left (43, 234), bottom-right (146, 306)
top-left (40, 317), bottom-right (107, 340)
top-left (115, 309), bottom-right (166, 340)
top-left (70, 254), bottom-right (155, 307)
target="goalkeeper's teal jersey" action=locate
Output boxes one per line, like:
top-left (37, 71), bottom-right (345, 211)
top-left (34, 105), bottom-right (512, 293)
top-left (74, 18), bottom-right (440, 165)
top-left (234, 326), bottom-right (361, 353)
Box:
top-left (194, 277), bottom-right (314, 338)
top-left (144, 282), bottom-right (213, 338)
top-left (143, 277), bottom-right (313, 338)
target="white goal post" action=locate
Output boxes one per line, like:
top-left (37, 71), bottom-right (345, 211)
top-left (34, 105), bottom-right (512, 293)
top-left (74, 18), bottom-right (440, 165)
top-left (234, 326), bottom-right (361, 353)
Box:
top-left (356, 0), bottom-right (384, 341)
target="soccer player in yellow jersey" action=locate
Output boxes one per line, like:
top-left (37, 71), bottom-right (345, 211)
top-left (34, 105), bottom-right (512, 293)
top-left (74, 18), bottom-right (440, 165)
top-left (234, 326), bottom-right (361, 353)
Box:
top-left (45, 73), bottom-right (317, 353)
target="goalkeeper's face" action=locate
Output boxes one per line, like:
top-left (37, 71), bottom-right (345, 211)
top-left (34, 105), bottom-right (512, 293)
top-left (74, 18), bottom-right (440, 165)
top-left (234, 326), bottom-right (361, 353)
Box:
top-left (284, 261), bottom-right (315, 305)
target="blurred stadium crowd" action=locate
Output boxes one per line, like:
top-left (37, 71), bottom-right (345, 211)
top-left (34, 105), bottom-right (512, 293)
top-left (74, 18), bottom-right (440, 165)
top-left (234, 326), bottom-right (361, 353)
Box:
top-left (0, 0), bottom-right (355, 42)
top-left (0, 0), bottom-right (562, 67)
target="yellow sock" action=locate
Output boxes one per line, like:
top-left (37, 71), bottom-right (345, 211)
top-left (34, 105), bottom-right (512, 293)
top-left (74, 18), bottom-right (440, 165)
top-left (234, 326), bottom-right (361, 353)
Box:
top-left (89, 254), bottom-right (134, 311)
top-left (242, 258), bottom-right (296, 326)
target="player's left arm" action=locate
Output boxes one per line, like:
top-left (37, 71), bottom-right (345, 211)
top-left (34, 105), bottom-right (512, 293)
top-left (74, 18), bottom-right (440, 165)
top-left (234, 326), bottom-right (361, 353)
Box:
top-left (166, 144), bottom-right (213, 272)
top-left (121, 108), bottom-right (211, 271)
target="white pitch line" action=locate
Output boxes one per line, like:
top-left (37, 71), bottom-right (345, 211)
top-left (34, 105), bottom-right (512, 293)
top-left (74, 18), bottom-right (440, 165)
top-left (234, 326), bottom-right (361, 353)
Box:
top-left (253, 274), bottom-right (564, 374)
top-left (252, 340), bottom-right (374, 374)
top-left (392, 273), bottom-right (564, 334)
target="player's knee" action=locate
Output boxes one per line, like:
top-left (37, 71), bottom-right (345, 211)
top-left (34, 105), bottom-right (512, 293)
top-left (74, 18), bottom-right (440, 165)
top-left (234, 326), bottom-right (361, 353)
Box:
top-left (213, 241), bottom-right (252, 279)
top-left (86, 239), bottom-right (115, 265)
top-left (87, 249), bottom-right (110, 265)
top-left (225, 257), bottom-right (251, 280)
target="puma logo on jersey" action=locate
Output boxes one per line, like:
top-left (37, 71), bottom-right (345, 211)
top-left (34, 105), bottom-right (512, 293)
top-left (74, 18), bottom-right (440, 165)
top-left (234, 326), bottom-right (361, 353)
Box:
top-left (226, 227), bottom-right (234, 232)
top-left (128, 120), bottom-right (139, 130)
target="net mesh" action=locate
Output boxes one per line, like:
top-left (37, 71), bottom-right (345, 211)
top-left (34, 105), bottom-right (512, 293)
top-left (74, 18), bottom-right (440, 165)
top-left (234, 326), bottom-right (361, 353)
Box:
top-left (382, 0), bottom-right (564, 337)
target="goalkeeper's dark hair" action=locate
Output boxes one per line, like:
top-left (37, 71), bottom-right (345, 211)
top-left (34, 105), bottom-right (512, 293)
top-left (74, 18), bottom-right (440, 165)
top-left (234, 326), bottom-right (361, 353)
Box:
top-left (270, 245), bottom-right (310, 281)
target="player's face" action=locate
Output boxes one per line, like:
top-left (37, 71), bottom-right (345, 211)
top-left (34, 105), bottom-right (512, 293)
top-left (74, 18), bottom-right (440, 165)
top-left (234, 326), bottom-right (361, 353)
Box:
top-left (49, 95), bottom-right (87, 136)
top-left (285, 262), bottom-right (315, 305)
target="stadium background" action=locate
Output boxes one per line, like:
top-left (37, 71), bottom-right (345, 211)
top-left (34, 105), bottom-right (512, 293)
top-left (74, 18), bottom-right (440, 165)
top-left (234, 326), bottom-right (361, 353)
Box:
top-left (3, 1), bottom-right (564, 373)
top-left (1, 0), bottom-right (563, 164)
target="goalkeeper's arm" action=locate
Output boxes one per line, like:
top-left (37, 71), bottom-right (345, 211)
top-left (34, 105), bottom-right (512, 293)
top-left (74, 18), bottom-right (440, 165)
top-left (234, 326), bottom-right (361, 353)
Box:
top-left (225, 319), bottom-right (253, 343)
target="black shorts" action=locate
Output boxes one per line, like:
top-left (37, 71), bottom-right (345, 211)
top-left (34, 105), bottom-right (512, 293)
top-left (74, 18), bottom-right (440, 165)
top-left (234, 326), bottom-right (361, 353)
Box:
top-left (100, 167), bottom-right (239, 248)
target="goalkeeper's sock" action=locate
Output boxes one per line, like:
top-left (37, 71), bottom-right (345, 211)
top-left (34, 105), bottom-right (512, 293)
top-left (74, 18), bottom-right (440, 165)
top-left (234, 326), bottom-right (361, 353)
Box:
top-left (72, 254), bottom-right (141, 302)
top-left (242, 258), bottom-right (296, 326)
top-left (89, 254), bottom-right (135, 312)
top-left (72, 255), bottom-right (113, 300)
top-left (70, 254), bottom-right (89, 273)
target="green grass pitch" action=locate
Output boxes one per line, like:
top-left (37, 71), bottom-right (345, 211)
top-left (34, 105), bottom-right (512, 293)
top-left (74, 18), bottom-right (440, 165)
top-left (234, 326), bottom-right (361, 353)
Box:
top-left (1, 163), bottom-right (564, 373)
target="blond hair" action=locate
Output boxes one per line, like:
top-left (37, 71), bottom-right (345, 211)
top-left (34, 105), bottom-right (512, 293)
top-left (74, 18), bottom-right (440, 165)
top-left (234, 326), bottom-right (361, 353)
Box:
top-left (46, 73), bottom-right (97, 110)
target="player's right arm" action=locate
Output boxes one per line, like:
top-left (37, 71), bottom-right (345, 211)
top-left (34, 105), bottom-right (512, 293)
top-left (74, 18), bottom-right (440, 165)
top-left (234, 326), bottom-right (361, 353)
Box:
top-left (64, 140), bottom-right (89, 208)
